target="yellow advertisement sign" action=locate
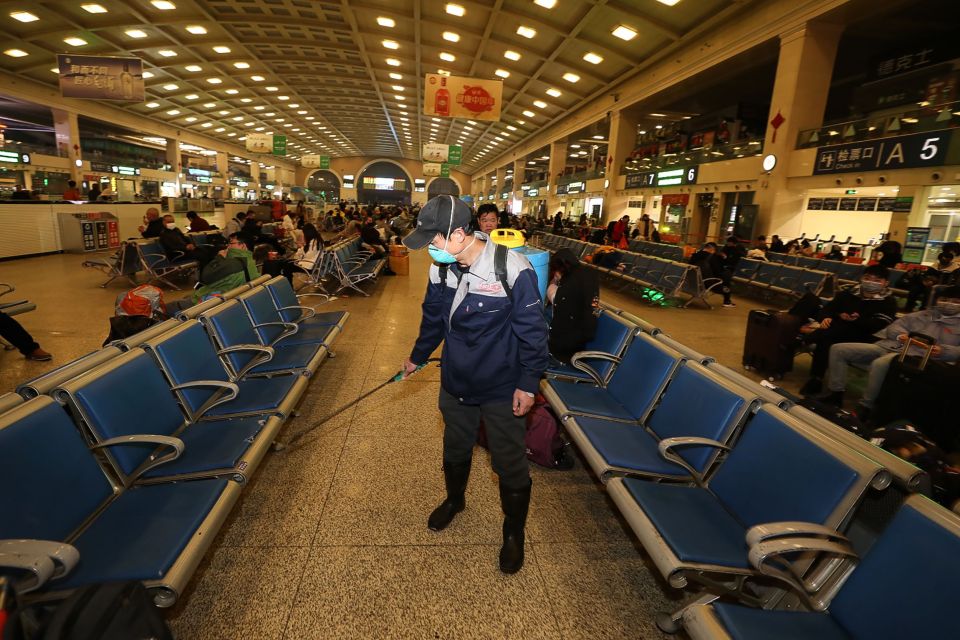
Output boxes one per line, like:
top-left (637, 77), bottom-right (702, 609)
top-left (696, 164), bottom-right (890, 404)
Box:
top-left (423, 73), bottom-right (503, 121)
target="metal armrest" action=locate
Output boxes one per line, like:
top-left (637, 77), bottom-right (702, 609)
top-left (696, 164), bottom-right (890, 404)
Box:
top-left (171, 379), bottom-right (240, 418)
top-left (279, 304), bottom-right (317, 323)
top-left (657, 437), bottom-right (730, 486)
top-left (746, 522), bottom-right (849, 547)
top-left (217, 344), bottom-right (276, 378)
top-left (748, 536), bottom-right (859, 610)
top-left (0, 283), bottom-right (13, 298)
top-left (252, 321), bottom-right (299, 345)
top-left (93, 434), bottom-right (184, 484)
top-left (702, 277), bottom-right (725, 292)
top-left (0, 540), bottom-right (79, 593)
top-left (569, 351), bottom-right (621, 387)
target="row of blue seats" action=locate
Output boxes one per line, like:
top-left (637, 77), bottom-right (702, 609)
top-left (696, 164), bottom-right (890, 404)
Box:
top-left (627, 238), bottom-right (685, 262)
top-left (540, 304), bottom-right (954, 637)
top-left (537, 233), bottom-right (720, 308)
top-left (0, 275), bottom-right (348, 608)
top-left (761, 254), bottom-right (911, 296)
top-left (730, 258), bottom-right (836, 299)
top-left (329, 236), bottom-right (387, 296)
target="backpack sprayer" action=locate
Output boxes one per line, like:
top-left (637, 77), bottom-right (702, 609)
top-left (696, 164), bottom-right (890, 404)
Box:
top-left (273, 358), bottom-right (440, 452)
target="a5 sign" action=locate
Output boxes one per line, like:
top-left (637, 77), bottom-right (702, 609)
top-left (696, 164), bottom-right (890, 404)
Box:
top-left (813, 131), bottom-right (952, 175)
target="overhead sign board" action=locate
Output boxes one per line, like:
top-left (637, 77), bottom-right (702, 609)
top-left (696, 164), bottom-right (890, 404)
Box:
top-left (272, 135), bottom-right (286, 156)
top-left (422, 143), bottom-right (462, 165)
top-left (245, 133), bottom-right (273, 154)
top-left (301, 155), bottom-right (330, 169)
top-left (423, 163), bottom-right (451, 177)
top-left (0, 150), bottom-right (29, 164)
top-left (566, 181), bottom-right (585, 194)
top-left (624, 166), bottom-right (699, 189)
top-left (57, 54), bottom-right (145, 101)
top-left (423, 73), bottom-right (503, 121)
top-left (813, 131), bottom-right (952, 175)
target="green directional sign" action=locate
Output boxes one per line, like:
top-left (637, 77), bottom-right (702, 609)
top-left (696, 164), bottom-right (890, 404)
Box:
top-left (447, 145), bottom-right (462, 165)
top-left (440, 163), bottom-right (450, 177)
top-left (319, 155), bottom-right (330, 169)
top-left (272, 135), bottom-right (287, 156)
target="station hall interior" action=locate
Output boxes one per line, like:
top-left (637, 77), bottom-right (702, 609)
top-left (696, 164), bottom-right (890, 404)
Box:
top-left (2, 0), bottom-right (960, 638)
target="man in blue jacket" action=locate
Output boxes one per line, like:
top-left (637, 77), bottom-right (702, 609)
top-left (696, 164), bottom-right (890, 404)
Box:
top-left (402, 195), bottom-right (548, 574)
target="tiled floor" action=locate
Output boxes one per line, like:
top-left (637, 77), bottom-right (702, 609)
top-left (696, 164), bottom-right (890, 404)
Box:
top-left (2, 244), bottom-right (816, 639)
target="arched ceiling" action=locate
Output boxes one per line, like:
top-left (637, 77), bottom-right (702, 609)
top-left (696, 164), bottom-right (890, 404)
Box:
top-left (0, 0), bottom-right (753, 172)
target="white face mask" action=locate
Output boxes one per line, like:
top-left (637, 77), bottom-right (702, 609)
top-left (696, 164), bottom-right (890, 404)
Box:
top-left (165, 222), bottom-right (177, 230)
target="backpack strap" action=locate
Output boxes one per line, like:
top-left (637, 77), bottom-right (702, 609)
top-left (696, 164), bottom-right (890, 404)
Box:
top-left (437, 263), bottom-right (463, 288)
top-left (494, 243), bottom-right (513, 302)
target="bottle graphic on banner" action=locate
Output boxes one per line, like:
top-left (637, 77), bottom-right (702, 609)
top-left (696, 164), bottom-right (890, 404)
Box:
top-left (120, 62), bottom-right (133, 100)
top-left (435, 78), bottom-right (450, 117)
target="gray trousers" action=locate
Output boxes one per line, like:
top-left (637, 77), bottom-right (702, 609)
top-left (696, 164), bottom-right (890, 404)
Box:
top-left (438, 388), bottom-right (529, 490)
top-left (826, 342), bottom-right (896, 408)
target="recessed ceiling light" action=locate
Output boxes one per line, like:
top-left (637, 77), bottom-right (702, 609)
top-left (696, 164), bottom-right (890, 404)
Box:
top-left (64, 37), bottom-right (88, 46)
top-left (288, 103), bottom-right (299, 107)
top-left (125, 29), bottom-right (147, 38)
top-left (277, 95), bottom-right (288, 100)
top-left (437, 68), bottom-right (451, 76)
top-left (546, 88), bottom-right (561, 97)
top-left (185, 116), bottom-right (197, 122)
top-left (212, 45), bottom-right (230, 53)
top-left (141, 71), bottom-right (154, 78)
top-left (657, 0), bottom-right (681, 5)
top-left (522, 110), bottom-right (535, 117)
top-left (165, 109), bottom-right (180, 115)
top-left (533, 100), bottom-right (547, 108)
top-left (81, 3), bottom-right (108, 13)
top-left (377, 16), bottom-right (395, 28)
top-left (612, 25), bottom-right (637, 41)
top-left (224, 88), bottom-right (238, 94)
top-left (218, 110), bottom-right (229, 115)
top-left (151, 0), bottom-right (176, 10)
top-left (382, 39), bottom-right (399, 49)
top-left (504, 50), bottom-right (521, 61)
top-left (446, 3), bottom-right (465, 17)
top-left (145, 102), bottom-right (159, 108)
top-left (232, 115), bottom-right (243, 121)
top-left (443, 31), bottom-right (460, 42)
top-left (506, 125), bottom-right (517, 131)
top-left (649, 112), bottom-right (666, 117)
top-left (206, 77), bottom-right (222, 84)
top-left (439, 52), bottom-right (455, 62)
top-left (234, 62), bottom-right (250, 69)
top-left (250, 75), bottom-right (265, 82)
top-left (296, 110), bottom-right (307, 114)
top-left (265, 86), bottom-right (278, 91)
top-left (534, 0), bottom-right (557, 7)
top-left (562, 72), bottom-right (580, 83)
top-left (162, 83), bottom-right (178, 90)
top-left (10, 11), bottom-right (38, 22)
top-left (185, 25), bottom-right (206, 34)
top-left (157, 49), bottom-right (177, 57)
top-left (494, 69), bottom-right (510, 78)
top-left (389, 72), bottom-right (403, 80)
top-left (392, 85), bottom-right (404, 91)
top-left (516, 26), bottom-right (536, 39)
top-left (395, 95), bottom-right (405, 101)
top-left (386, 58), bottom-right (400, 66)
top-left (184, 64), bottom-right (202, 72)
top-left (592, 135), bottom-right (605, 140)
top-left (203, 102), bottom-right (215, 108)
top-left (184, 94), bottom-right (198, 100)
top-left (583, 52), bottom-right (603, 64)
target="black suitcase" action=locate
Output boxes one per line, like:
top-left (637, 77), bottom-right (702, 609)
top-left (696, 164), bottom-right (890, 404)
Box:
top-left (872, 333), bottom-right (960, 452)
top-left (742, 309), bottom-right (804, 380)
top-left (761, 380), bottom-right (865, 435)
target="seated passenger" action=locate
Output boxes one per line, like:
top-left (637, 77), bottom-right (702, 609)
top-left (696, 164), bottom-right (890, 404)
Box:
top-left (360, 218), bottom-right (396, 275)
top-left (818, 285), bottom-right (960, 416)
top-left (824, 245), bottom-right (844, 261)
top-left (222, 211), bottom-right (247, 238)
top-left (799, 265), bottom-right (897, 395)
top-left (0, 311), bottom-right (51, 361)
top-left (769, 234), bottom-right (785, 253)
top-left (476, 203), bottom-right (499, 234)
top-left (874, 240), bottom-right (903, 268)
top-left (192, 233), bottom-right (260, 302)
top-left (185, 210), bottom-right (212, 232)
top-left (799, 239), bottom-right (815, 257)
top-left (138, 207), bottom-right (164, 238)
top-left (159, 215), bottom-right (215, 265)
top-left (690, 242), bottom-right (734, 307)
top-left (546, 248), bottom-right (599, 365)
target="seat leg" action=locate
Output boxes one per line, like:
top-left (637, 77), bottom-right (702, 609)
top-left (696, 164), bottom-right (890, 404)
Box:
top-left (656, 592), bottom-right (720, 634)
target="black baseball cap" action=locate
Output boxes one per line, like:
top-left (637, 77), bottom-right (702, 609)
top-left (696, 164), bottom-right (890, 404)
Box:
top-left (402, 195), bottom-right (473, 250)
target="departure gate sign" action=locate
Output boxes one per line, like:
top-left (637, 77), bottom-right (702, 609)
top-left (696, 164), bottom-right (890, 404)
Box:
top-left (813, 131), bottom-right (952, 175)
top-left (423, 74), bottom-right (503, 121)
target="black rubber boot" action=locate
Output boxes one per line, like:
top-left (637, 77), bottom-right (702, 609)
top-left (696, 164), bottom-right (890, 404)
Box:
top-left (800, 377), bottom-right (823, 396)
top-left (813, 390), bottom-right (844, 408)
top-left (427, 461), bottom-right (471, 531)
top-left (498, 479), bottom-right (532, 574)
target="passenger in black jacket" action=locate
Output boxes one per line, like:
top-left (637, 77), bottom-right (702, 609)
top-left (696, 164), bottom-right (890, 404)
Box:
top-left (547, 248), bottom-right (599, 364)
top-left (690, 242), bottom-right (734, 307)
top-left (799, 264), bottom-right (898, 395)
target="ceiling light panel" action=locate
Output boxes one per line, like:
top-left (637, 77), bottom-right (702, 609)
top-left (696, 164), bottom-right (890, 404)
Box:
top-left (151, 1), bottom-right (176, 10)
top-left (10, 11), bottom-right (38, 22)
top-left (612, 25), bottom-right (637, 41)
top-left (443, 31), bottom-right (460, 42)
top-left (534, 0), bottom-right (557, 7)
top-left (185, 25), bottom-right (207, 34)
top-left (583, 52), bottom-right (603, 64)
top-left (64, 37), bottom-right (88, 46)
top-left (546, 88), bottom-right (561, 97)
top-left (439, 52), bottom-right (455, 62)
top-left (81, 4), bottom-right (108, 13)
top-left (125, 29), bottom-right (147, 38)
top-left (516, 26), bottom-right (536, 39)
top-left (446, 4), bottom-right (466, 17)
top-left (562, 72), bottom-right (580, 83)
top-left (504, 50), bottom-right (521, 61)
top-left (377, 16), bottom-right (395, 28)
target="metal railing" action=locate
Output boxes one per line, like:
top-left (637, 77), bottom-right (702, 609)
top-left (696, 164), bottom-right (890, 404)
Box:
top-left (796, 100), bottom-right (960, 148)
top-left (620, 137), bottom-right (764, 175)
top-left (556, 168), bottom-right (605, 185)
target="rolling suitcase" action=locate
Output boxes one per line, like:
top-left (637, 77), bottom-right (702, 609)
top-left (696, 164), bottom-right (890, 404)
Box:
top-left (742, 309), bottom-right (804, 380)
top-left (872, 333), bottom-right (960, 452)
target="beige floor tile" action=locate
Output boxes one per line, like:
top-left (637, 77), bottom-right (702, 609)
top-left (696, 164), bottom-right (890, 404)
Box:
top-left (283, 545), bottom-right (561, 640)
top-left (348, 380), bottom-right (445, 439)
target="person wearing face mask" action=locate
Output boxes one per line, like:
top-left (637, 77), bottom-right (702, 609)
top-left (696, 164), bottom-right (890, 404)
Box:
top-left (402, 195), bottom-right (548, 575)
top-left (158, 214), bottom-right (217, 267)
top-left (799, 265), bottom-right (898, 396)
top-left (818, 285), bottom-right (960, 416)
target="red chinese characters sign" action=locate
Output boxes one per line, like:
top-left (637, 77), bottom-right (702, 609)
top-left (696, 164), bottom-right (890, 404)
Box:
top-left (423, 73), bottom-right (503, 121)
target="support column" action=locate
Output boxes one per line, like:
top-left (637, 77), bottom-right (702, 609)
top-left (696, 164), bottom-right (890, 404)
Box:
top-left (546, 141), bottom-right (568, 217)
top-left (216, 150), bottom-right (229, 194)
top-left (495, 166), bottom-right (507, 204)
top-left (513, 159), bottom-right (525, 199)
top-left (755, 22), bottom-right (844, 237)
top-left (52, 109), bottom-right (81, 181)
top-left (165, 138), bottom-right (181, 194)
top-left (604, 109), bottom-right (640, 225)
top-left (249, 160), bottom-right (261, 194)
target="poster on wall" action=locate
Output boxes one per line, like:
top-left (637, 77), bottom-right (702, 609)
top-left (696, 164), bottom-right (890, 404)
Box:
top-left (423, 73), bottom-right (503, 121)
top-left (57, 54), bottom-right (144, 101)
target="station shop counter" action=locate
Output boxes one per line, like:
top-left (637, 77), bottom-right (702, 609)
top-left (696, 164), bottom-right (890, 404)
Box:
top-left (0, 202), bottom-right (226, 259)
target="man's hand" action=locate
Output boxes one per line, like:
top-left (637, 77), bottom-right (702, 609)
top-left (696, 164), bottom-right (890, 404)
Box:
top-left (513, 389), bottom-right (535, 417)
top-left (839, 312), bottom-right (859, 322)
top-left (186, 243), bottom-right (196, 250)
top-left (931, 345), bottom-right (943, 357)
top-left (820, 317), bottom-right (833, 329)
top-left (897, 333), bottom-right (909, 344)
top-left (401, 358), bottom-right (418, 379)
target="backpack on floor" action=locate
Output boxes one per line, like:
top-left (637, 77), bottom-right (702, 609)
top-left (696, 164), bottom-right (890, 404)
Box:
top-left (102, 285), bottom-right (167, 345)
top-left (477, 395), bottom-right (573, 470)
